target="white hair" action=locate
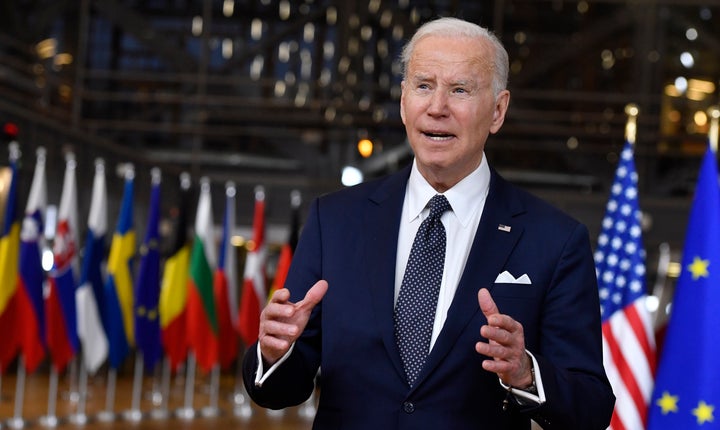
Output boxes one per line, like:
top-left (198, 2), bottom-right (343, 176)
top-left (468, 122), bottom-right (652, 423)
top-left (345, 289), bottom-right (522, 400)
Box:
top-left (400, 17), bottom-right (509, 96)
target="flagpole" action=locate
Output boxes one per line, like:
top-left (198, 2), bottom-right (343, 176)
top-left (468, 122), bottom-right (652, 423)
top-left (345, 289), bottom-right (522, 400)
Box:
top-left (232, 352), bottom-right (252, 418)
top-left (68, 361), bottom-right (88, 425)
top-left (177, 353), bottom-right (196, 420)
top-left (151, 357), bottom-right (171, 419)
top-left (123, 351), bottom-right (144, 421)
top-left (39, 366), bottom-right (59, 428)
top-left (7, 356), bottom-right (27, 429)
top-left (624, 103), bottom-right (638, 145)
top-left (709, 105), bottom-right (719, 153)
top-left (97, 368), bottom-right (117, 422)
top-left (201, 364), bottom-right (220, 417)
top-left (67, 356), bottom-right (80, 404)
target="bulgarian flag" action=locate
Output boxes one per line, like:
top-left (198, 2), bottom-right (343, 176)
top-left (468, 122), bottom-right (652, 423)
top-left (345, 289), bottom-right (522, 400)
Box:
top-left (186, 177), bottom-right (218, 372)
top-left (238, 186), bottom-right (267, 347)
top-left (159, 172), bottom-right (191, 371)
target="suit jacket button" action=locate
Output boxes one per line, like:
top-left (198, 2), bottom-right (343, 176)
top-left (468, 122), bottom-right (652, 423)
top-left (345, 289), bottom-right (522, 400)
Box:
top-left (403, 402), bottom-right (415, 413)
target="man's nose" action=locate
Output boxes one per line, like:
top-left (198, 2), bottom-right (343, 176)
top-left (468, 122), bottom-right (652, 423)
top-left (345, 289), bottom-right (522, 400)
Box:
top-left (427, 90), bottom-right (449, 116)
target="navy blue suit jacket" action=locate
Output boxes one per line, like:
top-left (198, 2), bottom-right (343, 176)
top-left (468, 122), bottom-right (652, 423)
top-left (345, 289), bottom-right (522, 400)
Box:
top-left (244, 165), bottom-right (614, 430)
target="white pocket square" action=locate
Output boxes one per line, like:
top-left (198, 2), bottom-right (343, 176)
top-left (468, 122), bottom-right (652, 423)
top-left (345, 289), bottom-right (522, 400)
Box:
top-left (494, 271), bottom-right (532, 284)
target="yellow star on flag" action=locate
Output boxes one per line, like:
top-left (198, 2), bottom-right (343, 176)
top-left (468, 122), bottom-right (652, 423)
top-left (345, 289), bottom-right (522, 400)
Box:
top-left (688, 256), bottom-right (710, 280)
top-left (656, 391), bottom-right (679, 415)
top-left (692, 400), bottom-right (714, 424)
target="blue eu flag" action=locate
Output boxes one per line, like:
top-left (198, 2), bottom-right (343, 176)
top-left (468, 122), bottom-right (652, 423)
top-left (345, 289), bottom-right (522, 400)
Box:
top-left (648, 144), bottom-right (720, 428)
top-left (134, 172), bottom-right (162, 371)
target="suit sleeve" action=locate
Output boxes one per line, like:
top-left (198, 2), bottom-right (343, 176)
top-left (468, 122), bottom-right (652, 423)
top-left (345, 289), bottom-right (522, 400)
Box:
top-left (521, 222), bottom-right (615, 429)
top-left (242, 198), bottom-right (324, 409)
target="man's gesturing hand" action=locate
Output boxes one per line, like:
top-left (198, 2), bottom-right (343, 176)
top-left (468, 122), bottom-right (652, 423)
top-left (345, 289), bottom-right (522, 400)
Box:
top-left (475, 288), bottom-right (533, 389)
top-left (258, 280), bottom-right (328, 365)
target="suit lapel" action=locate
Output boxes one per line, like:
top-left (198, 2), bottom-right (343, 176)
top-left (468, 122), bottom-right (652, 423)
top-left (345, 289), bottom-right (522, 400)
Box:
top-left (363, 166), bottom-right (411, 381)
top-left (415, 170), bottom-right (526, 389)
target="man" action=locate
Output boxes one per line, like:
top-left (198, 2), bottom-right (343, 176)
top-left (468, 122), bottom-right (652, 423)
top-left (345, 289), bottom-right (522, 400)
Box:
top-left (243, 17), bottom-right (614, 429)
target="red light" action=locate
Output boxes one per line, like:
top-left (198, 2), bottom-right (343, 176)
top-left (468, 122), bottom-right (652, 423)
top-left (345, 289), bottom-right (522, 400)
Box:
top-left (3, 122), bottom-right (19, 138)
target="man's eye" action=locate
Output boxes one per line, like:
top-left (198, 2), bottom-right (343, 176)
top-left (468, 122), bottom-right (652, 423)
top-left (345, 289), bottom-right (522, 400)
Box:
top-left (454, 88), bottom-right (467, 94)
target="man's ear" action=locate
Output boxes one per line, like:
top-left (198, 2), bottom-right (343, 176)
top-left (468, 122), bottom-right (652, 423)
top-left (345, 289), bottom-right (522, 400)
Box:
top-left (490, 90), bottom-right (510, 134)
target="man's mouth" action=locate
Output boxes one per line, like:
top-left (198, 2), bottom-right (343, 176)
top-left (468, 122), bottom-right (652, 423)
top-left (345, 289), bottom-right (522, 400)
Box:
top-left (423, 131), bottom-right (454, 141)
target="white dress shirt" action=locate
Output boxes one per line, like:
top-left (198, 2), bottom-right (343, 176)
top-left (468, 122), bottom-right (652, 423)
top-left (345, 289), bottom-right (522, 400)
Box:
top-left (398, 156), bottom-right (544, 404)
top-left (395, 157), bottom-right (489, 349)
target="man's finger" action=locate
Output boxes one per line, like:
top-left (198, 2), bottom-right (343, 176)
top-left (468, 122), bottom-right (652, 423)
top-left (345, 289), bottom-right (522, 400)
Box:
top-left (478, 288), bottom-right (500, 320)
top-left (270, 287), bottom-right (291, 304)
top-left (296, 279), bottom-right (329, 311)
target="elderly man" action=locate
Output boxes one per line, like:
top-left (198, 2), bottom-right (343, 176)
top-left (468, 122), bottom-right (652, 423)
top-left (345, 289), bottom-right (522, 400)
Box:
top-left (243, 17), bottom-right (614, 430)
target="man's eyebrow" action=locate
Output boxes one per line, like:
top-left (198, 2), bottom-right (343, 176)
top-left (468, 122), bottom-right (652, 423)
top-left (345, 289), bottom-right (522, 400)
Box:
top-left (453, 79), bottom-right (481, 88)
top-left (451, 79), bottom-right (470, 86)
top-left (409, 73), bottom-right (433, 82)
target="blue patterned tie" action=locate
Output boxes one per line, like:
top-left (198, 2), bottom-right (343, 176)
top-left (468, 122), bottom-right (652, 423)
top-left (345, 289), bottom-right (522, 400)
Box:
top-left (395, 194), bottom-right (451, 387)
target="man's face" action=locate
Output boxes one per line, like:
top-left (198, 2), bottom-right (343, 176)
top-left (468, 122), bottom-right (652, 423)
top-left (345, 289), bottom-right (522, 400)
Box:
top-left (400, 34), bottom-right (509, 190)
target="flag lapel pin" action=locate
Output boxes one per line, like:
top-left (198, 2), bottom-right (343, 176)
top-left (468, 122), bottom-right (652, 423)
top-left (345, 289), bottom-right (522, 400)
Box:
top-left (498, 224), bottom-right (511, 232)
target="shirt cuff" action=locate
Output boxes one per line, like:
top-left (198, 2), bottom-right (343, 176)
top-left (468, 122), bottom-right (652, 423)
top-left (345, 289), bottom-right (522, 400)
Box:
top-left (254, 342), bottom-right (295, 387)
top-left (498, 350), bottom-right (546, 405)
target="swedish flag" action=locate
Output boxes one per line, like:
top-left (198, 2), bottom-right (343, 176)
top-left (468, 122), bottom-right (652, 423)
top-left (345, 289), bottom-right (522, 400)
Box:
top-left (104, 169), bottom-right (136, 369)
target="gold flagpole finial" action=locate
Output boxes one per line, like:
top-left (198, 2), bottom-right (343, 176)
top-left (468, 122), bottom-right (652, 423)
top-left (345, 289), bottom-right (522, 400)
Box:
top-left (708, 105), bottom-right (719, 153)
top-left (624, 103), bottom-right (639, 145)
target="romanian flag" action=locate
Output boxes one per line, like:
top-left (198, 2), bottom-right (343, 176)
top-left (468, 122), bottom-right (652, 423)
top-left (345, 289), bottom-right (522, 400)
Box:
top-left (268, 190), bottom-right (301, 300)
top-left (238, 186), bottom-right (267, 347)
top-left (16, 148), bottom-right (48, 373)
top-left (0, 146), bottom-right (21, 372)
top-left (159, 173), bottom-right (191, 371)
top-left (45, 153), bottom-right (80, 372)
top-left (214, 181), bottom-right (238, 370)
top-left (104, 167), bottom-right (136, 369)
top-left (186, 177), bottom-right (219, 372)
top-left (134, 168), bottom-right (162, 371)
top-left (75, 158), bottom-right (109, 374)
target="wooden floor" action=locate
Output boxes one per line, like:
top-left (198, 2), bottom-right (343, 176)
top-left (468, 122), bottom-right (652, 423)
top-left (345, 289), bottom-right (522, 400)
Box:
top-left (0, 363), bottom-right (314, 430)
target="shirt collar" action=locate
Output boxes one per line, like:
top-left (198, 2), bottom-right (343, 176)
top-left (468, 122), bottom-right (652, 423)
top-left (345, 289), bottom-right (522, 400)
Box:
top-left (407, 154), bottom-right (491, 227)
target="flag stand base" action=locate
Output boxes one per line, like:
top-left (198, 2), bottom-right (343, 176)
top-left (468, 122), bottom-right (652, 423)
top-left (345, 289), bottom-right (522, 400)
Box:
top-left (122, 409), bottom-right (142, 422)
top-left (176, 407), bottom-right (196, 420)
top-left (150, 408), bottom-right (170, 420)
top-left (201, 406), bottom-right (220, 418)
top-left (38, 415), bottom-right (57, 428)
top-left (67, 413), bottom-right (88, 425)
top-left (233, 401), bottom-right (252, 419)
top-left (95, 411), bottom-right (115, 423)
top-left (6, 418), bottom-right (27, 429)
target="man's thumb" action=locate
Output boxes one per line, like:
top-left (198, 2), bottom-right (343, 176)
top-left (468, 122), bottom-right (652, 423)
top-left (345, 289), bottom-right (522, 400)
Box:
top-left (299, 279), bottom-right (328, 310)
top-left (478, 288), bottom-right (499, 318)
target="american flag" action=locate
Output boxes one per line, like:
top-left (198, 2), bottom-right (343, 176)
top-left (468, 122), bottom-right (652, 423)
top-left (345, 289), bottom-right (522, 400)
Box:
top-left (594, 141), bottom-right (656, 430)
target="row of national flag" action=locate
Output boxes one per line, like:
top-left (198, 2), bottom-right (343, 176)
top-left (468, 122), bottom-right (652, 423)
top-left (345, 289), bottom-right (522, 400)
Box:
top-left (597, 131), bottom-right (720, 429)
top-left (0, 146), bottom-right (300, 378)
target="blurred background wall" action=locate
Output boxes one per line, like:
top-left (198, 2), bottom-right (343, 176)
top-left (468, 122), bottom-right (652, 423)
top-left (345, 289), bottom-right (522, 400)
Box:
top-left (1, 0), bottom-right (718, 322)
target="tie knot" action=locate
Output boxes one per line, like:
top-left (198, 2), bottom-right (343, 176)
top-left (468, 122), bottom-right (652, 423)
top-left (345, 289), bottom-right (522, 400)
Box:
top-left (428, 194), bottom-right (451, 220)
